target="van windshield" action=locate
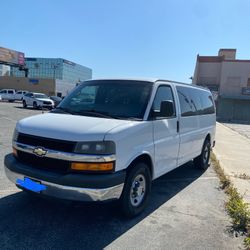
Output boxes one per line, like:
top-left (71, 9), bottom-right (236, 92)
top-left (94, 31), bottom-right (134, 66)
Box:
top-left (56, 80), bottom-right (153, 120)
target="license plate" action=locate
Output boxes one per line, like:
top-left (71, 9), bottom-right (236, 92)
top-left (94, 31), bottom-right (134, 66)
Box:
top-left (16, 177), bottom-right (47, 193)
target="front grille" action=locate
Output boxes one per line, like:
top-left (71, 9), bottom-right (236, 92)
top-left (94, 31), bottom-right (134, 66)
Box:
top-left (17, 133), bottom-right (76, 153)
top-left (43, 101), bottom-right (52, 105)
top-left (17, 150), bottom-right (70, 173)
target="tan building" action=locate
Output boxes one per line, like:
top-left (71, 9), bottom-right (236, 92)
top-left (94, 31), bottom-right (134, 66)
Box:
top-left (0, 76), bottom-right (76, 97)
top-left (192, 49), bottom-right (250, 121)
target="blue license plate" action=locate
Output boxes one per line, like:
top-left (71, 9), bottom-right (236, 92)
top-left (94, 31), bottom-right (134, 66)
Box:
top-left (16, 177), bottom-right (47, 193)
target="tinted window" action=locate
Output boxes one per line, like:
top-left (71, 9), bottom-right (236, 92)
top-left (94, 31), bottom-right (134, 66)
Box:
top-left (8, 90), bottom-right (14, 94)
top-left (176, 86), bottom-right (195, 116)
top-left (188, 88), bottom-right (203, 115)
top-left (177, 86), bottom-right (215, 116)
top-left (151, 85), bottom-right (175, 118)
top-left (17, 91), bottom-right (22, 94)
top-left (200, 91), bottom-right (215, 114)
top-left (0, 90), bottom-right (7, 94)
top-left (59, 80), bottom-right (152, 120)
top-left (153, 86), bottom-right (174, 111)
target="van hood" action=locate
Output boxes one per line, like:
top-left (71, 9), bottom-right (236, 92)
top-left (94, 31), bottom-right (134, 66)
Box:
top-left (16, 113), bottom-right (133, 141)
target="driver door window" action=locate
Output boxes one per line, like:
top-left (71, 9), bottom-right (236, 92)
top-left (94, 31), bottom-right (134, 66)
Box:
top-left (151, 85), bottom-right (175, 119)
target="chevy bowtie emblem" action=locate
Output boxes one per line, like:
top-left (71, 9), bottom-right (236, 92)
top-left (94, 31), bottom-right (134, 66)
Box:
top-left (33, 147), bottom-right (47, 157)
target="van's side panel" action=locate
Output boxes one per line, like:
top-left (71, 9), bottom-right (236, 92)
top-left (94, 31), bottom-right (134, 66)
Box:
top-left (177, 116), bottom-right (200, 166)
top-left (174, 85), bottom-right (199, 166)
top-left (174, 84), bottom-right (216, 166)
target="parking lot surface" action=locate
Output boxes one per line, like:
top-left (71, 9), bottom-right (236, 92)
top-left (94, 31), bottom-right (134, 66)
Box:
top-left (0, 103), bottom-right (243, 250)
top-left (222, 122), bottom-right (250, 140)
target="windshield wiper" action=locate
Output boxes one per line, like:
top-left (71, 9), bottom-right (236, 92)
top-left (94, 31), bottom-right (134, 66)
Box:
top-left (52, 107), bottom-right (74, 115)
top-left (76, 110), bottom-right (118, 119)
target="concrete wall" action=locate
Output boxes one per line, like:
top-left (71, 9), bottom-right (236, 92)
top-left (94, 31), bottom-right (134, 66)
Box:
top-left (220, 61), bottom-right (250, 96)
top-left (55, 79), bottom-right (76, 97)
top-left (218, 49), bottom-right (236, 60)
top-left (196, 62), bottom-right (222, 86)
top-left (0, 76), bottom-right (55, 95)
top-left (217, 97), bottom-right (250, 122)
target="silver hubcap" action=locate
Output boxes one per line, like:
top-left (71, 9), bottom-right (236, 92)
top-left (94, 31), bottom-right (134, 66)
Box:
top-left (130, 174), bottom-right (146, 207)
top-left (203, 145), bottom-right (209, 163)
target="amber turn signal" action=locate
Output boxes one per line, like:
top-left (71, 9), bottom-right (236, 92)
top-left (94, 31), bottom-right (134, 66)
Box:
top-left (70, 162), bottom-right (114, 172)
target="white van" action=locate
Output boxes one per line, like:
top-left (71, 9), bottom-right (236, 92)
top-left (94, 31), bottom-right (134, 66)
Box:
top-left (4, 79), bottom-right (216, 217)
top-left (0, 89), bottom-right (16, 102)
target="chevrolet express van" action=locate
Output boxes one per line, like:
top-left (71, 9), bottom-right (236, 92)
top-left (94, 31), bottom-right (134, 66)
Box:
top-left (4, 79), bottom-right (216, 217)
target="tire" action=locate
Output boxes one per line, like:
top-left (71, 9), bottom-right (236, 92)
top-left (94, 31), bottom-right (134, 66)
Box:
top-left (120, 162), bottom-right (151, 218)
top-left (33, 102), bottom-right (38, 109)
top-left (194, 139), bottom-right (211, 170)
top-left (23, 100), bottom-right (27, 108)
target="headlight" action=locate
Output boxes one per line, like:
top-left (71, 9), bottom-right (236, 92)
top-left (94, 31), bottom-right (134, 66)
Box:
top-left (74, 141), bottom-right (115, 155)
top-left (12, 128), bottom-right (19, 142)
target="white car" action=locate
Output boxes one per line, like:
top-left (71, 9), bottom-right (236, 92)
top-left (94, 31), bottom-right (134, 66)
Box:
top-left (5, 78), bottom-right (216, 217)
top-left (14, 90), bottom-right (28, 101)
top-left (22, 92), bottom-right (54, 109)
top-left (0, 89), bottom-right (16, 102)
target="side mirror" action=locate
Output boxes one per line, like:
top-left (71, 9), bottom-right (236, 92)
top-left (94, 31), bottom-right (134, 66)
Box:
top-left (159, 100), bottom-right (175, 117)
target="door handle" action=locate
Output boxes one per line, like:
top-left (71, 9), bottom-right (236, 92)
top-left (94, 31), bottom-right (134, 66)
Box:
top-left (177, 121), bottom-right (180, 133)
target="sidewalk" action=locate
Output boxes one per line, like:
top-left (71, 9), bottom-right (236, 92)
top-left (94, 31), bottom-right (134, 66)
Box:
top-left (213, 122), bottom-right (250, 203)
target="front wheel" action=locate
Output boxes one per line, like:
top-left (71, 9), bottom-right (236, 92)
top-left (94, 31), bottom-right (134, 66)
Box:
top-left (120, 162), bottom-right (151, 218)
top-left (194, 139), bottom-right (211, 170)
top-left (23, 100), bottom-right (27, 108)
top-left (33, 102), bottom-right (38, 109)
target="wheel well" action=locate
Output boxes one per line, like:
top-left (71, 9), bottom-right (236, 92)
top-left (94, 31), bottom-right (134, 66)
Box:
top-left (127, 154), bottom-right (154, 179)
top-left (205, 134), bottom-right (211, 143)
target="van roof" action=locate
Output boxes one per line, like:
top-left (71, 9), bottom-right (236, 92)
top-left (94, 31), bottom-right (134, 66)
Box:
top-left (88, 78), bottom-right (210, 91)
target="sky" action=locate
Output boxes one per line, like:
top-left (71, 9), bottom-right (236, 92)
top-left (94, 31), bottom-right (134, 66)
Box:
top-left (1, 0), bottom-right (250, 83)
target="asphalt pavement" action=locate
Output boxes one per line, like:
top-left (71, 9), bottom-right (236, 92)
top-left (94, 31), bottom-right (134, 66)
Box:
top-left (0, 102), bottom-right (243, 250)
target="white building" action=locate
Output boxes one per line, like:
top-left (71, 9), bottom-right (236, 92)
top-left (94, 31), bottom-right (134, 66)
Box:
top-left (192, 49), bottom-right (250, 121)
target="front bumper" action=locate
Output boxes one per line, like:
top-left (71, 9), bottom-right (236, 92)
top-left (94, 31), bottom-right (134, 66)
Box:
top-left (41, 104), bottom-right (54, 109)
top-left (4, 154), bottom-right (125, 202)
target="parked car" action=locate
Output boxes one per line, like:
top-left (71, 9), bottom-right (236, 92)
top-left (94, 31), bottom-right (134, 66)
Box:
top-left (0, 89), bottom-right (16, 102)
top-left (50, 95), bottom-right (62, 107)
top-left (22, 92), bottom-right (54, 109)
top-left (5, 79), bottom-right (216, 217)
top-left (14, 90), bottom-right (28, 101)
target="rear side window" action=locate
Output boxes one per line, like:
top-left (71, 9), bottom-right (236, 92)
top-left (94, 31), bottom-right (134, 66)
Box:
top-left (176, 86), bottom-right (195, 116)
top-left (0, 90), bottom-right (7, 94)
top-left (188, 88), bottom-right (203, 115)
top-left (8, 90), bottom-right (14, 94)
top-left (200, 91), bottom-right (215, 114)
top-left (177, 86), bottom-right (215, 116)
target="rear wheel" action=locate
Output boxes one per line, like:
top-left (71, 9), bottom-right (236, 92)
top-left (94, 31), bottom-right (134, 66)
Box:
top-left (23, 100), bottom-right (27, 108)
top-left (120, 162), bottom-right (151, 218)
top-left (194, 139), bottom-right (211, 170)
